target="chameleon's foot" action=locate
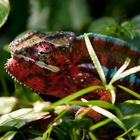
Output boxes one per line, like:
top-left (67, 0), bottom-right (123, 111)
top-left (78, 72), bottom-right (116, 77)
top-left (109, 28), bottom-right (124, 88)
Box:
top-left (57, 104), bottom-right (102, 121)
top-left (76, 106), bottom-right (101, 122)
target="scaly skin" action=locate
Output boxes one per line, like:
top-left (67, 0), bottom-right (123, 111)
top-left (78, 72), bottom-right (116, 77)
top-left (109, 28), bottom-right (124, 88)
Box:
top-left (5, 31), bottom-right (140, 120)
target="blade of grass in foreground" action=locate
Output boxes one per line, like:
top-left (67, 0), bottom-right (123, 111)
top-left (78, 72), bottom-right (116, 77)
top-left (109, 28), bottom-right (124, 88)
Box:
top-left (88, 132), bottom-right (98, 140)
top-left (118, 85), bottom-right (140, 99)
top-left (43, 86), bottom-right (101, 110)
top-left (84, 33), bottom-right (107, 85)
top-left (67, 100), bottom-right (122, 118)
top-left (90, 118), bottom-right (111, 131)
top-left (115, 66), bottom-right (140, 82)
top-left (109, 58), bottom-right (131, 85)
top-left (0, 0), bottom-right (10, 28)
top-left (117, 123), bottom-right (138, 139)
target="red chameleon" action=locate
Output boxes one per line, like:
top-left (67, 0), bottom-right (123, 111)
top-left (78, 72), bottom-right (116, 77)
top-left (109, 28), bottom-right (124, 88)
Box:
top-left (5, 31), bottom-right (140, 121)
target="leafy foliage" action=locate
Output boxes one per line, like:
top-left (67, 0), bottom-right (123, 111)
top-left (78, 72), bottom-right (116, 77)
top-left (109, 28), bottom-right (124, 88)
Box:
top-left (0, 0), bottom-right (140, 140)
top-left (0, 0), bottom-right (10, 28)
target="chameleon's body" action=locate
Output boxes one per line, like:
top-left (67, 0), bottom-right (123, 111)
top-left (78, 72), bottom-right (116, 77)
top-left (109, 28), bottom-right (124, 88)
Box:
top-left (5, 32), bottom-right (140, 110)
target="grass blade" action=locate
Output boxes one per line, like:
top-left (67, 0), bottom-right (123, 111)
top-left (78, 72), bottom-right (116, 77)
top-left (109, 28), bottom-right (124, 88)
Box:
top-left (84, 33), bottom-right (107, 85)
top-left (90, 119), bottom-right (111, 131)
top-left (116, 66), bottom-right (140, 81)
top-left (106, 84), bottom-right (116, 104)
top-left (118, 85), bottom-right (140, 99)
top-left (43, 86), bottom-right (101, 110)
top-left (109, 58), bottom-right (131, 85)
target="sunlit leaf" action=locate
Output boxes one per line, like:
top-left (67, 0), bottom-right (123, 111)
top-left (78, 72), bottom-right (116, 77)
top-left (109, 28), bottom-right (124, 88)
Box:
top-left (31, 137), bottom-right (43, 140)
top-left (109, 58), bottom-right (131, 85)
top-left (84, 33), bottom-right (107, 85)
top-left (0, 97), bottom-right (17, 115)
top-left (0, 0), bottom-right (10, 28)
top-left (120, 21), bottom-right (137, 39)
top-left (88, 17), bottom-right (117, 35)
top-left (0, 131), bottom-right (16, 140)
top-left (132, 15), bottom-right (140, 36)
top-left (117, 103), bottom-right (140, 129)
top-left (117, 66), bottom-right (140, 80)
top-left (0, 108), bottom-right (50, 129)
top-left (117, 123), bottom-right (138, 139)
top-left (90, 119), bottom-right (111, 131)
top-left (67, 100), bottom-right (122, 118)
top-left (118, 85), bottom-right (140, 99)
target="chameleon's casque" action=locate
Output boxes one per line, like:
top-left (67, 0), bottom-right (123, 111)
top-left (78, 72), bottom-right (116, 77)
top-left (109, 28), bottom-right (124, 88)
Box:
top-left (5, 31), bottom-right (140, 103)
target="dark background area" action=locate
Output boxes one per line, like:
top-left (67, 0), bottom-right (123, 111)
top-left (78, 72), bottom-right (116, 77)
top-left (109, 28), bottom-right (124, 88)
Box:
top-left (1, 0), bottom-right (140, 40)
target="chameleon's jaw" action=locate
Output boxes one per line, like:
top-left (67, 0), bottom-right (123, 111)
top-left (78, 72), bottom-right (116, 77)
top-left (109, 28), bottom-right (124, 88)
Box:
top-left (5, 56), bottom-right (57, 94)
top-left (5, 56), bottom-right (73, 99)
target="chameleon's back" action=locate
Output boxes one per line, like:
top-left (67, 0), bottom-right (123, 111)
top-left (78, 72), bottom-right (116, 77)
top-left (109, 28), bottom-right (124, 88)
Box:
top-left (71, 33), bottom-right (140, 101)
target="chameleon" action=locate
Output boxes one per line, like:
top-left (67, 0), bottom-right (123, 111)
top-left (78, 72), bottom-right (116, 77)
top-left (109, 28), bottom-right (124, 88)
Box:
top-left (5, 31), bottom-right (140, 120)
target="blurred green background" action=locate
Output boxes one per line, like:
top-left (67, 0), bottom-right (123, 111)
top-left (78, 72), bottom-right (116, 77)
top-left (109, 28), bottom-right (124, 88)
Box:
top-left (0, 0), bottom-right (140, 97)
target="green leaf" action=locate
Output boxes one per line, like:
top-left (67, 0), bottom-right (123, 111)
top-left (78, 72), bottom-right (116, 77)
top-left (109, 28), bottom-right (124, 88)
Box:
top-left (117, 123), bottom-right (138, 139)
top-left (88, 131), bottom-right (98, 140)
top-left (0, 108), bottom-right (49, 129)
top-left (68, 0), bottom-right (90, 31)
top-left (0, 0), bottom-right (10, 28)
top-left (90, 119), bottom-right (111, 130)
top-left (30, 137), bottom-right (43, 140)
top-left (118, 85), bottom-right (140, 99)
top-left (0, 97), bottom-right (17, 115)
top-left (132, 15), bottom-right (140, 36)
top-left (117, 103), bottom-right (140, 129)
top-left (120, 21), bottom-right (137, 39)
top-left (28, 0), bottom-right (90, 31)
top-left (0, 131), bottom-right (16, 140)
top-left (14, 82), bottom-right (42, 102)
top-left (67, 100), bottom-right (122, 118)
top-left (88, 17), bottom-right (117, 35)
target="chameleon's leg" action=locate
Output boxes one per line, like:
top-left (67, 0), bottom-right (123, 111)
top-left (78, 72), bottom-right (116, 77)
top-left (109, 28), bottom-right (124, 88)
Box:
top-left (56, 89), bottom-right (111, 121)
top-left (75, 89), bottom-right (111, 121)
top-left (63, 65), bottom-right (112, 121)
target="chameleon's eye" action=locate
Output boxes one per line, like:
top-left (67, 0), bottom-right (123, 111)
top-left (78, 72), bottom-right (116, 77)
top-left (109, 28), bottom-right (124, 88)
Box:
top-left (38, 51), bottom-right (50, 62)
top-left (35, 41), bottom-right (52, 62)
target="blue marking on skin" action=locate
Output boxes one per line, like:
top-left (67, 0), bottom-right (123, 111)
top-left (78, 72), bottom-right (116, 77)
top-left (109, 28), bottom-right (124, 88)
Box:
top-left (109, 67), bottom-right (117, 78)
top-left (102, 66), bottom-right (109, 75)
top-left (77, 33), bottom-right (140, 53)
top-left (129, 75), bottom-right (136, 83)
top-left (80, 64), bottom-right (109, 75)
top-left (136, 77), bottom-right (140, 84)
top-left (78, 63), bottom-right (140, 84)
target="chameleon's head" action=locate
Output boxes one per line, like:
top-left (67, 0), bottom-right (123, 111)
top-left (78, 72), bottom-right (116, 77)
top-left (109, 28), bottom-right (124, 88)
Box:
top-left (5, 31), bottom-right (75, 94)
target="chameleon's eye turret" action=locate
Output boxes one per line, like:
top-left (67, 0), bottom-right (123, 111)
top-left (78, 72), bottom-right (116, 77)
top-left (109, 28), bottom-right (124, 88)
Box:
top-left (9, 32), bottom-right (46, 56)
top-left (35, 41), bottom-right (52, 63)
